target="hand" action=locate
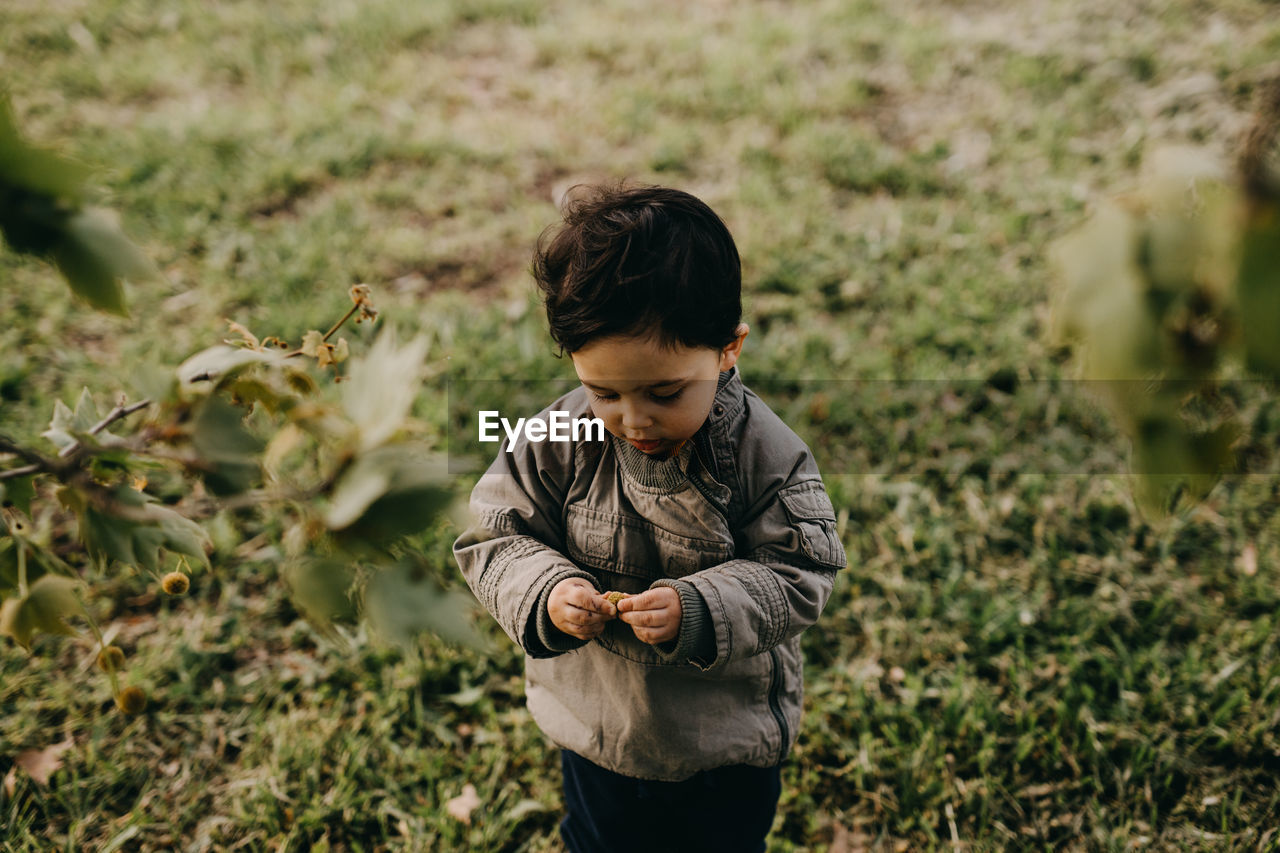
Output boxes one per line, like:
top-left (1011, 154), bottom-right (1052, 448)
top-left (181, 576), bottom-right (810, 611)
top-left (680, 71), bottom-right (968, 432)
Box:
top-left (548, 578), bottom-right (617, 641)
top-left (617, 587), bottom-right (682, 645)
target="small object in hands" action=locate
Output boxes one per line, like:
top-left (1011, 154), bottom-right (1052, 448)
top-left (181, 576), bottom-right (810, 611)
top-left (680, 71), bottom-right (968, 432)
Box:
top-left (604, 591), bottom-right (630, 605)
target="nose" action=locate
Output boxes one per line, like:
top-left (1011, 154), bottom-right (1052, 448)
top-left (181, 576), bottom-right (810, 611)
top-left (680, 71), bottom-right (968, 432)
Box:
top-left (619, 399), bottom-right (654, 433)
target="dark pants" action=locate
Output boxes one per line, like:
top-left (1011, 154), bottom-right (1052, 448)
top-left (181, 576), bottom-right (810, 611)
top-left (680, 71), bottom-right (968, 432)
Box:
top-left (559, 750), bottom-right (782, 853)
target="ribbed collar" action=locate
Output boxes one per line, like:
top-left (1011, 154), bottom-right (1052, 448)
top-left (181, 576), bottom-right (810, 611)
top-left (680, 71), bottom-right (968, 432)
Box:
top-left (612, 436), bottom-right (694, 489)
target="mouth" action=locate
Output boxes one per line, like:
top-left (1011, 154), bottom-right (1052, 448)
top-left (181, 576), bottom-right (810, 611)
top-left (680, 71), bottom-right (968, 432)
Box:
top-left (626, 438), bottom-right (666, 453)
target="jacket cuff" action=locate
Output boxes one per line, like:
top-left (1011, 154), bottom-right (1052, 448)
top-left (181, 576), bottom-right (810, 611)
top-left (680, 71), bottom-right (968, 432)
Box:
top-left (649, 579), bottom-right (715, 667)
top-left (527, 569), bottom-right (598, 657)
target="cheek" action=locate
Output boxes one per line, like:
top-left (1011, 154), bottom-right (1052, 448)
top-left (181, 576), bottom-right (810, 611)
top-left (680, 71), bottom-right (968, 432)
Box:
top-left (588, 401), bottom-right (623, 434)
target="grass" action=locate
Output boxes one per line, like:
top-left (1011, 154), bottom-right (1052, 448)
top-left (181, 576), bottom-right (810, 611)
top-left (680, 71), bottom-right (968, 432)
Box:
top-left (4, 0), bottom-right (1280, 849)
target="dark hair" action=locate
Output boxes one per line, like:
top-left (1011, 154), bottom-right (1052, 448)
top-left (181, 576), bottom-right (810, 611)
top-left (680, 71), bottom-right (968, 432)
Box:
top-left (532, 183), bottom-right (742, 354)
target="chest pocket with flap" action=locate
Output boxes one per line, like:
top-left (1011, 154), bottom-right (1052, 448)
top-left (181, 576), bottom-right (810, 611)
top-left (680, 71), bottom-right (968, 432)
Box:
top-left (564, 502), bottom-right (734, 587)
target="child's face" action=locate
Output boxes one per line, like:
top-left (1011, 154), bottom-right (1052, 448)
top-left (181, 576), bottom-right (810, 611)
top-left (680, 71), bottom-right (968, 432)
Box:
top-left (570, 324), bottom-right (747, 458)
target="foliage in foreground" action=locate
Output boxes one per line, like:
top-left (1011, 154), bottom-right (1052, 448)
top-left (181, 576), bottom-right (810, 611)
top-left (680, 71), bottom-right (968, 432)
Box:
top-left (1050, 80), bottom-right (1280, 515)
top-left (1, 107), bottom-right (475, 719)
top-left (4, 0), bottom-right (1280, 849)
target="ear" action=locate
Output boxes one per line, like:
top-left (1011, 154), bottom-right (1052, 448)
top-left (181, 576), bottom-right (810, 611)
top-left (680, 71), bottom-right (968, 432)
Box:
top-left (717, 323), bottom-right (749, 371)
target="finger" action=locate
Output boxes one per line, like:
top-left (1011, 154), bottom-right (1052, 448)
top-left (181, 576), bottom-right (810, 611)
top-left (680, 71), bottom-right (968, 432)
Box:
top-left (620, 609), bottom-right (670, 628)
top-left (586, 596), bottom-right (618, 618)
top-left (570, 590), bottom-right (614, 614)
top-left (563, 615), bottom-right (604, 636)
top-left (564, 613), bottom-right (604, 631)
top-left (620, 589), bottom-right (675, 612)
top-left (618, 590), bottom-right (663, 611)
top-left (568, 602), bottom-right (614, 621)
top-left (634, 626), bottom-right (676, 645)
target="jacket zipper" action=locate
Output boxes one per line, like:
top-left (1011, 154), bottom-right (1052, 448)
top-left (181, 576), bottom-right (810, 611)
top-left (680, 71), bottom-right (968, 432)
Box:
top-left (689, 471), bottom-right (729, 522)
top-left (768, 647), bottom-right (789, 763)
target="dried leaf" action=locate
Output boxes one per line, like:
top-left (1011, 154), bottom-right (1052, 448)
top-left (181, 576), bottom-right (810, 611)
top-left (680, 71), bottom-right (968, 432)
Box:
top-left (224, 319), bottom-right (260, 350)
top-left (446, 783), bottom-right (482, 825)
top-left (315, 343), bottom-right (336, 369)
top-left (14, 737), bottom-right (74, 786)
top-left (3, 765), bottom-right (16, 799)
top-left (504, 798), bottom-right (550, 823)
top-left (300, 330), bottom-right (325, 358)
top-left (1239, 543), bottom-right (1258, 577)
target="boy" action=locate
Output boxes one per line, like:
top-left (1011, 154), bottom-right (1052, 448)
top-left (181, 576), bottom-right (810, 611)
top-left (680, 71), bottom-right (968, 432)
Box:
top-left (453, 184), bottom-right (846, 852)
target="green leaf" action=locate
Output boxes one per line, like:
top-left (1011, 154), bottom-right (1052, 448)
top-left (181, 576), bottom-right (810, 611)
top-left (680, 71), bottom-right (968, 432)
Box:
top-left (190, 395), bottom-right (264, 496)
top-left (77, 491), bottom-right (210, 572)
top-left (229, 377), bottom-right (288, 413)
top-left (1049, 203), bottom-right (1163, 380)
top-left (1130, 413), bottom-right (1238, 515)
top-left (41, 388), bottom-right (125, 454)
top-left (42, 399), bottom-right (78, 452)
top-left (70, 387), bottom-right (99, 431)
top-left (177, 345), bottom-right (286, 388)
top-left (0, 539), bottom-right (29, 595)
top-left (0, 97), bottom-right (91, 200)
top-left (325, 445), bottom-right (452, 543)
top-left (80, 506), bottom-right (137, 568)
top-left (128, 362), bottom-right (179, 404)
top-left (1238, 202), bottom-right (1280, 377)
top-left (284, 557), bottom-right (359, 627)
top-left (364, 560), bottom-right (483, 649)
top-left (342, 329), bottom-right (430, 451)
top-left (0, 187), bottom-right (72, 255)
top-left (0, 575), bottom-right (80, 651)
top-left (51, 237), bottom-right (126, 314)
top-left (152, 507), bottom-right (212, 567)
top-left (1, 475), bottom-right (36, 516)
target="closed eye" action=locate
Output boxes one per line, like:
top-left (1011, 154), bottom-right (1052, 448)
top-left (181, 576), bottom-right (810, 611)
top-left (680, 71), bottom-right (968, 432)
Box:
top-left (585, 386), bottom-right (684, 403)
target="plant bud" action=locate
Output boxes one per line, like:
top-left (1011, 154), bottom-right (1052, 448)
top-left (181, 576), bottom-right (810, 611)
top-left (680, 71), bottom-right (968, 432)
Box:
top-left (116, 686), bottom-right (147, 715)
top-left (161, 571), bottom-right (190, 595)
top-left (97, 645), bottom-right (126, 673)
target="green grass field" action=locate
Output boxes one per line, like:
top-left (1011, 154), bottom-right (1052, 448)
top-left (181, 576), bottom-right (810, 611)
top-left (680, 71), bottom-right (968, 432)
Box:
top-left (4, 0), bottom-right (1280, 849)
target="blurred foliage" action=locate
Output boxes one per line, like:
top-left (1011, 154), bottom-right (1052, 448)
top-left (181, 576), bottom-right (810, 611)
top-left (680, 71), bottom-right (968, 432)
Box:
top-left (0, 108), bottom-right (477, 711)
top-left (3, 0), bottom-right (1280, 847)
top-left (0, 96), bottom-right (155, 314)
top-left (1050, 80), bottom-right (1280, 514)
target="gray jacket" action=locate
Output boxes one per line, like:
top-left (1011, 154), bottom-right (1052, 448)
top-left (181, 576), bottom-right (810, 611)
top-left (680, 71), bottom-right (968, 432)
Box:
top-left (453, 367), bottom-right (846, 781)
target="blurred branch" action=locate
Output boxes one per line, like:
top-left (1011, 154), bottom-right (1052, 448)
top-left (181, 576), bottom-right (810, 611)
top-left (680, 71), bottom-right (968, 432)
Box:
top-left (58, 398), bottom-right (151, 459)
top-left (1, 398), bottom-right (149, 480)
top-left (0, 435), bottom-right (58, 478)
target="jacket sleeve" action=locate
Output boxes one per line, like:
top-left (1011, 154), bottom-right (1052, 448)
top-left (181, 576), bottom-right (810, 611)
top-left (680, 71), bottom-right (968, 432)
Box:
top-left (452, 419), bottom-right (598, 658)
top-left (653, 453), bottom-right (846, 671)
